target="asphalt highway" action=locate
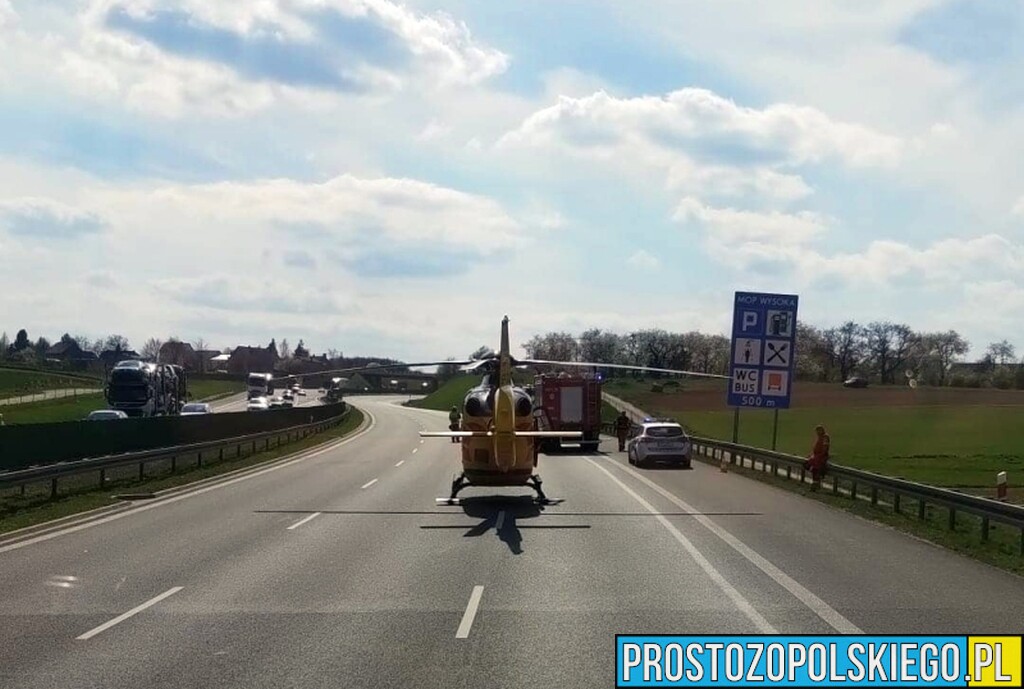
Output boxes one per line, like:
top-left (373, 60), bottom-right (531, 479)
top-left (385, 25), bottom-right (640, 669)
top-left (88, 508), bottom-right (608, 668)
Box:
top-left (1, 396), bottom-right (1022, 689)
top-left (211, 389), bottom-right (320, 413)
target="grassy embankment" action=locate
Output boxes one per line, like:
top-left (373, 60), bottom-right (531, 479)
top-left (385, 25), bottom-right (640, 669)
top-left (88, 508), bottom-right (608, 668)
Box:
top-left (0, 407), bottom-right (364, 534)
top-left (0, 379), bottom-right (246, 425)
top-left (405, 375), bottom-right (479, 411)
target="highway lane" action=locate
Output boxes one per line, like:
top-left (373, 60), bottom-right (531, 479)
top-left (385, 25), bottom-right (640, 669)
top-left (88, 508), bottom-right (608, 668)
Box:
top-left (1, 396), bottom-right (1023, 689)
top-left (211, 388), bottom-right (321, 413)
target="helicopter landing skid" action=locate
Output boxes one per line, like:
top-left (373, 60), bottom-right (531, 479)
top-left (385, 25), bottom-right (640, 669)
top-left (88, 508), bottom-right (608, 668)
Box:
top-left (435, 473), bottom-right (470, 505)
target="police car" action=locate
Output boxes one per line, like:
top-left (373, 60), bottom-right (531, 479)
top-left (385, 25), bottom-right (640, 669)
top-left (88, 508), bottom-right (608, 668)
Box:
top-left (627, 418), bottom-right (692, 469)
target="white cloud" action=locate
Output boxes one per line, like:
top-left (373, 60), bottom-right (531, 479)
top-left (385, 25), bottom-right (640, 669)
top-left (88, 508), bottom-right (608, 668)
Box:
top-left (674, 197), bottom-right (826, 245)
top-left (1012, 197), bottom-right (1024, 217)
top-left (0, 0), bottom-right (16, 28)
top-left (665, 159), bottom-right (812, 204)
top-left (108, 174), bottom-right (525, 252)
top-left (500, 89), bottom-right (903, 168)
top-left (626, 250), bottom-right (660, 270)
top-left (818, 234), bottom-right (1024, 286)
top-left (349, 0), bottom-right (509, 86)
top-left (153, 274), bottom-right (352, 314)
top-left (42, 0), bottom-right (510, 117)
top-left (0, 197), bottom-right (106, 239)
top-left (417, 119), bottom-right (452, 141)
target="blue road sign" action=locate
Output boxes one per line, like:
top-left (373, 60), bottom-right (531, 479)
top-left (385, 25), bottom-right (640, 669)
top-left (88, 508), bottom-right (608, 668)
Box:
top-left (728, 291), bottom-right (799, 409)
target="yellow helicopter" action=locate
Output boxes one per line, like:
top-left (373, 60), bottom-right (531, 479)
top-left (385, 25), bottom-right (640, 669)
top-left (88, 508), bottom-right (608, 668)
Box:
top-left (281, 317), bottom-right (728, 503)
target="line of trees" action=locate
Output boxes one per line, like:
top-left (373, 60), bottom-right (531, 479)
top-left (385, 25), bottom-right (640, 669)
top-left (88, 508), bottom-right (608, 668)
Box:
top-left (518, 323), bottom-right (1024, 389)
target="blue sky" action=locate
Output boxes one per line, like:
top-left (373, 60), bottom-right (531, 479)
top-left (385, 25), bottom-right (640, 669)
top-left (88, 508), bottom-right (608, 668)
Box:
top-left (0, 0), bottom-right (1023, 360)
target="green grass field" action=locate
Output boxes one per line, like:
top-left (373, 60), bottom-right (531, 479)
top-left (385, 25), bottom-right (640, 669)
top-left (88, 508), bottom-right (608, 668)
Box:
top-left (0, 379), bottom-right (245, 425)
top-left (0, 394), bottom-right (106, 424)
top-left (606, 377), bottom-right (1024, 495)
top-left (406, 374), bottom-right (478, 411)
top-left (188, 379), bottom-right (246, 402)
top-left (680, 406), bottom-right (1024, 489)
top-left (0, 367), bottom-right (100, 397)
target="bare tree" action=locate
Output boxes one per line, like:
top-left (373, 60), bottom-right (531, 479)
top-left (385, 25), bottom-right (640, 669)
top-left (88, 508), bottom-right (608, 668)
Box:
top-left (469, 345), bottom-right (494, 360)
top-left (193, 337), bottom-right (208, 372)
top-left (987, 340), bottom-right (1016, 366)
top-left (578, 329), bottom-right (623, 366)
top-left (834, 321), bottom-right (866, 380)
top-left (278, 338), bottom-right (291, 360)
top-left (795, 321), bottom-right (828, 381)
top-left (522, 332), bottom-right (578, 362)
top-left (141, 338), bottom-right (163, 361)
top-left (103, 335), bottom-right (131, 352)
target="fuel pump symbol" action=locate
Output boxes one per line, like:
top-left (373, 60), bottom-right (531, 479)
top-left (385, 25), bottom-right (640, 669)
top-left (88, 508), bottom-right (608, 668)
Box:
top-left (769, 311), bottom-right (791, 337)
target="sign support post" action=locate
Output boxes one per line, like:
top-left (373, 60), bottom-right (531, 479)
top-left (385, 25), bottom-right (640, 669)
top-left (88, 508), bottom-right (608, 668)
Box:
top-left (771, 408), bottom-right (780, 450)
top-left (732, 407), bottom-right (740, 444)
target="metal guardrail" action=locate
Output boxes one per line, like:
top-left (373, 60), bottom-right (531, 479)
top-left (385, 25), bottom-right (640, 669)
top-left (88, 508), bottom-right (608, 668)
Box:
top-left (0, 407), bottom-right (350, 499)
top-left (600, 414), bottom-right (1024, 554)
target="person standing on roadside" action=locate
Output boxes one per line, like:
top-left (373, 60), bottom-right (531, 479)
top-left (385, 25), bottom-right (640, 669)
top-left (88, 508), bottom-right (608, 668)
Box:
top-left (448, 405), bottom-right (462, 443)
top-left (805, 424), bottom-right (830, 489)
top-left (614, 411), bottom-right (631, 452)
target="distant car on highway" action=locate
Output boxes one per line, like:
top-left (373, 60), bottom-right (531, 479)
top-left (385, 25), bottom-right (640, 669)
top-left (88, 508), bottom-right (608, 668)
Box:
top-left (180, 402), bottom-right (213, 416)
top-left (281, 396), bottom-right (294, 408)
top-left (283, 389), bottom-right (294, 401)
top-left (627, 419), bottom-right (691, 469)
top-left (268, 396), bottom-right (285, 409)
top-left (297, 389), bottom-right (307, 396)
top-left (85, 409), bottom-right (129, 421)
top-left (843, 376), bottom-right (869, 388)
top-left (247, 397), bottom-right (270, 412)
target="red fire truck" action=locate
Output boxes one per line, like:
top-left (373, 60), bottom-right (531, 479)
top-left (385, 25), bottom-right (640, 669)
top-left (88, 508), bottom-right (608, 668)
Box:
top-left (532, 372), bottom-right (603, 453)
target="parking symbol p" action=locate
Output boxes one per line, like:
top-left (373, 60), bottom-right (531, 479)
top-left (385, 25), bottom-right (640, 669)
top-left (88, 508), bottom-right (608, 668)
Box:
top-left (741, 311), bottom-right (758, 332)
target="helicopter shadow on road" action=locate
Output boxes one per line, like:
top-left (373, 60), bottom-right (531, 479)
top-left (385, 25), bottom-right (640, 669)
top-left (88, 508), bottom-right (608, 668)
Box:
top-left (425, 495), bottom-right (590, 555)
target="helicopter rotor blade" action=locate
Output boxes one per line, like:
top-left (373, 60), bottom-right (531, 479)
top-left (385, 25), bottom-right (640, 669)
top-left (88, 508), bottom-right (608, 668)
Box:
top-left (275, 360), bottom-right (475, 382)
top-left (519, 359), bottom-right (730, 380)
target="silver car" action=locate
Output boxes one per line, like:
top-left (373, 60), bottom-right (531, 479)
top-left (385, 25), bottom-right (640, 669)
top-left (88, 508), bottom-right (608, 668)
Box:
top-left (247, 397), bottom-right (270, 412)
top-left (180, 402), bottom-right (213, 416)
top-left (627, 420), bottom-right (692, 468)
top-left (86, 409), bottom-right (129, 421)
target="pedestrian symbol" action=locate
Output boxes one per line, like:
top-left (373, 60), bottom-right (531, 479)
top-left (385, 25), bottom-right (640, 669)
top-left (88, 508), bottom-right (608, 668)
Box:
top-left (763, 340), bottom-right (790, 367)
top-left (732, 339), bottom-right (761, 366)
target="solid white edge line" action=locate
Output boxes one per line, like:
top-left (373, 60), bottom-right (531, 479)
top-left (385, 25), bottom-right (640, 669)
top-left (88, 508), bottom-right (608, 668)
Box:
top-left (76, 586), bottom-right (183, 641)
top-left (361, 479), bottom-right (378, 489)
top-left (412, 448), bottom-right (418, 454)
top-left (585, 458), bottom-right (776, 634)
top-left (495, 510), bottom-right (506, 531)
top-left (286, 512), bottom-right (322, 530)
top-left (455, 585), bottom-right (484, 639)
top-left (0, 408), bottom-right (377, 554)
top-left (395, 460), bottom-right (405, 467)
top-left (603, 456), bottom-right (864, 634)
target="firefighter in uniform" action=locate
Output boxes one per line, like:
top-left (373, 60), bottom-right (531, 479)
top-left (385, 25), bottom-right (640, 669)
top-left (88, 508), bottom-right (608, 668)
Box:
top-left (448, 405), bottom-right (462, 443)
top-left (614, 411), bottom-right (631, 452)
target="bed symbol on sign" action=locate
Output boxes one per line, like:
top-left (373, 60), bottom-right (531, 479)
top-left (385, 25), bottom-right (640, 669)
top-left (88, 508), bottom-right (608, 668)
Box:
top-left (766, 372), bottom-right (783, 391)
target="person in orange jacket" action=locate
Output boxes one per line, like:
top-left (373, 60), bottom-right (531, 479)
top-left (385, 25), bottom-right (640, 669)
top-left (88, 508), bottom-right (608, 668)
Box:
top-left (805, 424), bottom-right (830, 489)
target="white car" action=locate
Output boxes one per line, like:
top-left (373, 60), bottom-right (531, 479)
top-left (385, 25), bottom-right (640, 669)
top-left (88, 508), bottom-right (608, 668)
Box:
top-left (247, 397), bottom-right (270, 412)
top-left (282, 389), bottom-right (294, 401)
top-left (86, 409), bottom-right (129, 421)
top-left (180, 402), bottom-right (213, 416)
top-left (297, 389), bottom-right (307, 396)
top-left (627, 420), bottom-right (692, 469)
